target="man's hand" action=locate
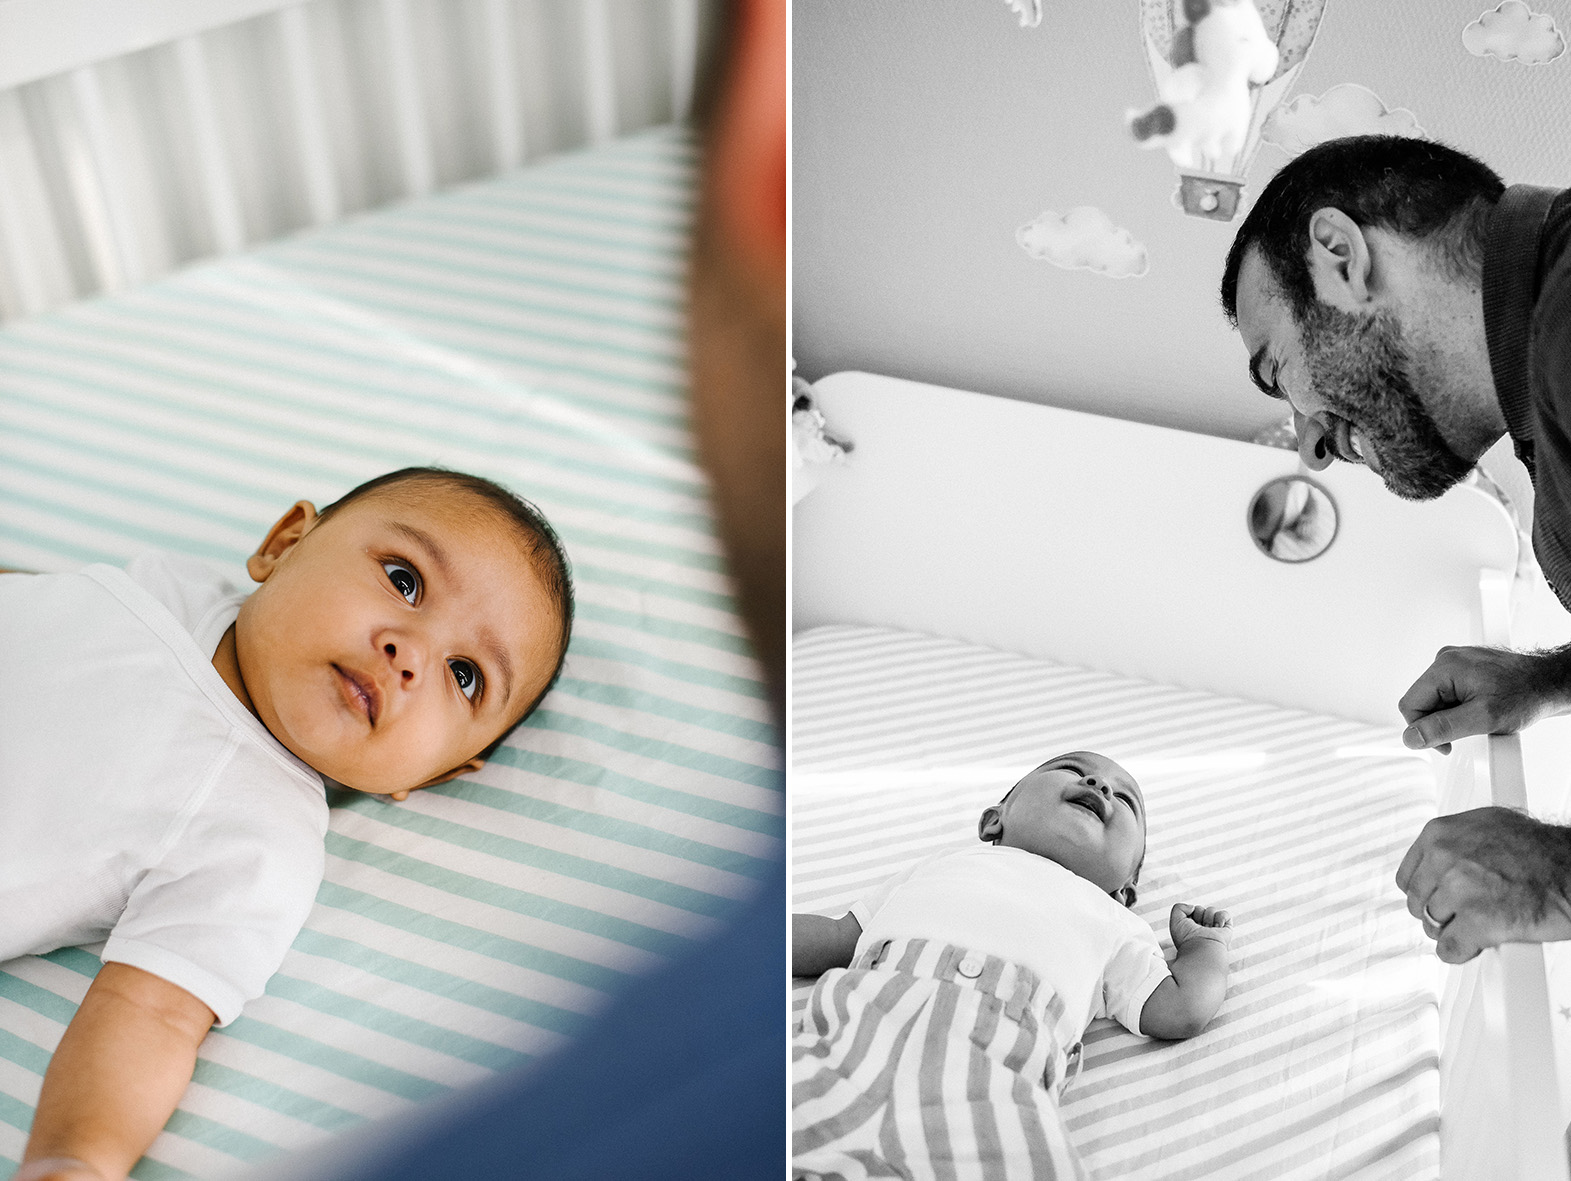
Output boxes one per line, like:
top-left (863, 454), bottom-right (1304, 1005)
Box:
top-left (1395, 806), bottom-right (1571, 963)
top-left (1397, 645), bottom-right (1571, 753)
top-left (1169, 903), bottom-right (1233, 952)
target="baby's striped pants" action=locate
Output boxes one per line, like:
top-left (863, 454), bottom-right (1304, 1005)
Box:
top-left (793, 937), bottom-right (1086, 1181)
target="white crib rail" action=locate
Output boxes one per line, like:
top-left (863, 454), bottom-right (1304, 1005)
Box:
top-left (0, 0), bottom-right (712, 322)
top-left (1439, 569), bottom-right (1569, 1181)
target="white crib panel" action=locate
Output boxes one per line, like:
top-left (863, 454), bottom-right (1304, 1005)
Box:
top-left (174, 34), bottom-right (247, 255)
top-left (65, 65), bottom-right (140, 289)
top-left (481, 0), bottom-right (523, 171)
top-left (0, 92), bottom-right (58, 317)
top-left (380, 0), bottom-right (435, 198)
top-left (581, 0), bottom-right (617, 146)
top-left (0, 0), bottom-right (302, 89)
top-left (278, 3), bottom-right (343, 226)
top-left (0, 0), bottom-right (717, 324)
top-left (669, 0), bottom-right (698, 121)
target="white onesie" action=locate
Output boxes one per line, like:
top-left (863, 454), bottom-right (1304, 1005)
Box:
top-left (0, 553), bottom-right (328, 1025)
top-left (851, 843), bottom-right (1171, 1044)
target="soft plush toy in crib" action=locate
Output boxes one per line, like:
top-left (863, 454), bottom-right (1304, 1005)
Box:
top-left (1128, 0), bottom-right (1279, 171)
top-left (791, 375), bottom-right (852, 505)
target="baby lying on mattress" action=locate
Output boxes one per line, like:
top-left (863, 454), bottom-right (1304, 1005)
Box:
top-left (0, 467), bottom-right (572, 1181)
top-left (791, 751), bottom-right (1233, 1180)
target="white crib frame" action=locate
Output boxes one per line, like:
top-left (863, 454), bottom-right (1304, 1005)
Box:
top-left (794, 370), bottom-right (1570, 1181)
top-left (0, 0), bottom-right (705, 319)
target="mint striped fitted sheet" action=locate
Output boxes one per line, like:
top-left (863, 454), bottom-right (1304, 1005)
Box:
top-left (792, 624), bottom-right (1439, 1181)
top-left (0, 125), bottom-right (781, 1179)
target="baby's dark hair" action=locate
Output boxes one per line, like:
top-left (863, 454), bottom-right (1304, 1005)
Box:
top-left (317, 467), bottom-right (574, 750)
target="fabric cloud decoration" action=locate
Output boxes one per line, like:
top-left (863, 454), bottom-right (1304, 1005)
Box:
top-left (1261, 84), bottom-right (1425, 157)
top-left (1463, 1), bottom-right (1565, 64)
top-left (1016, 207), bottom-right (1148, 279)
top-left (1000, 0), bottom-right (1042, 28)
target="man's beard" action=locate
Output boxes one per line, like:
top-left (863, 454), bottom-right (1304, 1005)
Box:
top-left (1297, 302), bottom-right (1474, 501)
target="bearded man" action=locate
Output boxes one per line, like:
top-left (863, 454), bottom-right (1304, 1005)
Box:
top-left (1221, 135), bottom-right (1571, 965)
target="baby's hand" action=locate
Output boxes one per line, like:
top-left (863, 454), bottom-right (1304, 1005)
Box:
top-left (1170, 902), bottom-right (1234, 951)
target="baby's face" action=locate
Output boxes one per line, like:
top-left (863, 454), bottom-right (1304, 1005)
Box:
top-left (979, 751), bottom-right (1146, 899)
top-left (233, 487), bottom-right (561, 793)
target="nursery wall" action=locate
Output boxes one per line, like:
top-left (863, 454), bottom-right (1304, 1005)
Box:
top-left (792, 0), bottom-right (1571, 445)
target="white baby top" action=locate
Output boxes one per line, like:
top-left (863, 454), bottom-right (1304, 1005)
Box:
top-left (850, 844), bottom-right (1170, 1040)
top-left (0, 553), bottom-right (328, 1025)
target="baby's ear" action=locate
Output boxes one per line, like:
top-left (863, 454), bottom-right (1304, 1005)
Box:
top-left (1114, 882), bottom-right (1138, 908)
top-left (387, 758), bottom-right (487, 802)
top-left (977, 806), bottom-right (1004, 844)
top-left (247, 501), bottom-right (319, 583)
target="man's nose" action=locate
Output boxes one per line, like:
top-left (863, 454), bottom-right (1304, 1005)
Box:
top-left (1294, 411), bottom-right (1334, 471)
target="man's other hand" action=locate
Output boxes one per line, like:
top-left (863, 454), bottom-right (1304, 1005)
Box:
top-left (1398, 645), bottom-right (1571, 753)
top-left (1396, 806), bottom-right (1571, 962)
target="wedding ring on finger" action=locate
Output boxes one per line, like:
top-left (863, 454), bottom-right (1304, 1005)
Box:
top-left (1423, 903), bottom-right (1448, 929)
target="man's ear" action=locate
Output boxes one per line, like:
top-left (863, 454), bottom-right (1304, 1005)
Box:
top-left (978, 806), bottom-right (1004, 844)
top-left (247, 501), bottom-right (319, 583)
top-left (389, 758), bottom-right (487, 800)
top-left (1306, 207), bottom-right (1374, 311)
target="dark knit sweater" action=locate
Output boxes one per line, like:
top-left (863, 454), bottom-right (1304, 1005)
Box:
top-left (1483, 184), bottom-right (1571, 609)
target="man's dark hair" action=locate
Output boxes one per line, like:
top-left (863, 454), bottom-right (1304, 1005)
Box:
top-left (318, 467), bottom-right (574, 751)
top-left (1220, 136), bottom-right (1505, 325)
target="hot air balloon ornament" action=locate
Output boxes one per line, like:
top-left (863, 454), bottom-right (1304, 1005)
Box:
top-left (1130, 0), bottom-right (1327, 220)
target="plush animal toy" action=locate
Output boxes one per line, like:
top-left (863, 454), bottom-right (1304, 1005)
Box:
top-left (791, 375), bottom-right (851, 504)
top-left (1129, 0), bottom-right (1279, 171)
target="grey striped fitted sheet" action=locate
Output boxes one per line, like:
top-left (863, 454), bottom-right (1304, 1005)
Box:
top-left (792, 623), bottom-right (1438, 1181)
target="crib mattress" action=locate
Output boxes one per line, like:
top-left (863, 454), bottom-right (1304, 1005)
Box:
top-left (792, 624), bottom-right (1440, 1181)
top-left (0, 126), bottom-right (781, 1179)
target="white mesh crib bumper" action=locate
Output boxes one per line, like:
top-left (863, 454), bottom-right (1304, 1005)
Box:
top-left (0, 124), bottom-right (782, 1178)
top-left (791, 623), bottom-right (1441, 1181)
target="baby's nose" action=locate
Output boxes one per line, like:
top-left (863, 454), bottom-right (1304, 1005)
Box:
top-left (1083, 775), bottom-right (1107, 793)
top-left (383, 640), bottom-right (417, 682)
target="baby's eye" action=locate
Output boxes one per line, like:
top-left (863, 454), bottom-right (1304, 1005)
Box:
top-left (383, 561), bottom-right (420, 604)
top-left (1116, 793), bottom-right (1136, 810)
top-left (449, 658), bottom-right (481, 701)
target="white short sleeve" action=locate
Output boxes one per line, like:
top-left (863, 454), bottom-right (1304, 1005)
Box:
top-left (848, 858), bottom-right (923, 939)
top-left (1100, 924), bottom-right (1173, 1035)
top-left (103, 740), bottom-right (327, 1026)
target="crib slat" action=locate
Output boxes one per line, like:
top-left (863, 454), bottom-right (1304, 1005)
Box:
top-left (174, 35), bottom-right (245, 255)
top-left (277, 2), bottom-right (341, 226)
top-left (0, 91), bottom-right (52, 317)
top-left (65, 64), bottom-right (141, 291)
top-left (1478, 569), bottom-right (1570, 1181)
top-left (381, 0), bottom-right (433, 197)
top-left (481, 0), bottom-right (522, 170)
top-left (669, 0), bottom-right (698, 120)
top-left (582, 0), bottom-right (617, 144)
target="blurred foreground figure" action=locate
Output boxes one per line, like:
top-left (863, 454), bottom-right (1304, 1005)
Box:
top-left (262, 1), bottom-right (786, 1176)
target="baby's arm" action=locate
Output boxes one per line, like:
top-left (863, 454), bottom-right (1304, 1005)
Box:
top-left (21, 963), bottom-right (215, 1181)
top-left (792, 911), bottom-right (863, 977)
top-left (1139, 904), bottom-right (1233, 1040)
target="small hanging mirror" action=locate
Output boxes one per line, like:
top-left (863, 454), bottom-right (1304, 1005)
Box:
top-left (1248, 476), bottom-right (1338, 563)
